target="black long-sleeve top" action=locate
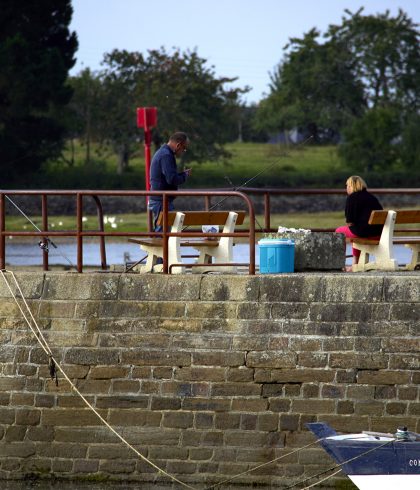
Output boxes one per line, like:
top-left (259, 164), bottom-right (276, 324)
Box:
top-left (345, 189), bottom-right (383, 237)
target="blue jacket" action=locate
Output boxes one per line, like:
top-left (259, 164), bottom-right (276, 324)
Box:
top-left (150, 144), bottom-right (187, 201)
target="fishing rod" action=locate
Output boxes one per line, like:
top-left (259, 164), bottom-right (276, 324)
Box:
top-left (209, 134), bottom-right (314, 212)
top-left (182, 134), bottom-right (314, 233)
top-left (5, 195), bottom-right (75, 269)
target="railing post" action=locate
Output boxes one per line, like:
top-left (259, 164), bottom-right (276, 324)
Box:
top-left (162, 194), bottom-right (168, 274)
top-left (264, 192), bottom-right (270, 232)
top-left (76, 193), bottom-right (83, 273)
top-left (92, 195), bottom-right (107, 270)
top-left (41, 194), bottom-right (49, 271)
top-left (0, 193), bottom-right (4, 270)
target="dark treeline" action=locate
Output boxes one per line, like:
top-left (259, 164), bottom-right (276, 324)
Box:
top-left (0, 3), bottom-right (419, 189)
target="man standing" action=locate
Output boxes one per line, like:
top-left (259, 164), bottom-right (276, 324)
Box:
top-left (148, 132), bottom-right (192, 231)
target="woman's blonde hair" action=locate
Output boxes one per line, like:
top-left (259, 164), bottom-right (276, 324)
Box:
top-left (346, 175), bottom-right (367, 193)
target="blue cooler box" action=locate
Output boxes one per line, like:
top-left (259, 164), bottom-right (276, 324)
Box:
top-left (258, 239), bottom-right (295, 273)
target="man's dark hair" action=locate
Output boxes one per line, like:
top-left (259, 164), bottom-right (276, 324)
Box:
top-left (169, 132), bottom-right (188, 144)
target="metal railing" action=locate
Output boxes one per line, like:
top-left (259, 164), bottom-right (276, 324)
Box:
top-left (207, 187), bottom-right (420, 232)
top-left (1, 187), bottom-right (418, 274)
top-left (0, 190), bottom-right (256, 274)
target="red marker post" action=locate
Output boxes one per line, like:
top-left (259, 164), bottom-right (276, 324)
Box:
top-left (136, 107), bottom-right (157, 231)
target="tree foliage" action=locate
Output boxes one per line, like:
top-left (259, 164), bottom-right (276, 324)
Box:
top-left (0, 0), bottom-right (78, 177)
top-left (256, 8), bottom-right (419, 171)
top-left (69, 47), bottom-right (247, 172)
top-left (338, 106), bottom-right (402, 172)
top-left (255, 28), bottom-right (365, 140)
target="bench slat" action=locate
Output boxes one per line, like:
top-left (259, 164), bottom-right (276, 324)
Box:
top-left (369, 209), bottom-right (420, 225)
top-left (157, 210), bottom-right (246, 226)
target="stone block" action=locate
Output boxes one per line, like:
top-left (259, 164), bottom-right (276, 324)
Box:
top-left (111, 380), bottom-right (140, 393)
top-left (151, 397), bottom-right (181, 411)
top-left (195, 412), bottom-right (214, 429)
top-left (26, 426), bottom-right (55, 442)
top-left (302, 384), bottom-right (319, 398)
top-left (330, 352), bottom-right (388, 369)
top-left (0, 272), bottom-right (44, 299)
top-left (64, 348), bottom-right (119, 365)
top-left (357, 370), bottom-right (410, 385)
top-left (383, 276), bottom-right (420, 302)
top-left (5, 426), bottom-right (26, 441)
top-left (182, 397), bottom-right (231, 412)
top-left (231, 398), bottom-right (268, 411)
top-left (246, 351), bottom-right (296, 368)
top-left (99, 459), bottom-right (136, 474)
top-left (15, 408), bottom-right (40, 425)
top-left (89, 366), bottom-right (130, 379)
top-left (95, 395), bottom-right (149, 409)
top-left (11, 392), bottom-right (35, 406)
top-left (175, 366), bottom-right (225, 382)
top-left (269, 399), bottom-right (291, 412)
top-left (119, 274), bottom-right (201, 301)
top-left (122, 349), bottom-right (191, 367)
top-left (292, 399), bottom-right (336, 414)
top-left (163, 411), bottom-right (194, 429)
top-left (297, 353), bottom-right (328, 368)
top-left (192, 351), bottom-right (244, 367)
top-left (310, 303), bottom-right (390, 322)
top-left (41, 408), bottom-right (102, 426)
top-left (389, 354), bottom-right (420, 369)
top-left (271, 368), bottom-right (334, 383)
top-left (337, 401), bottom-right (354, 415)
top-left (390, 303), bottom-right (420, 321)
top-left (43, 273), bottom-right (119, 300)
top-left (323, 275), bottom-right (384, 303)
top-left (354, 400), bottom-right (385, 415)
top-left (385, 402), bottom-right (407, 415)
top-left (258, 413), bottom-right (279, 431)
top-left (200, 275), bottom-right (260, 302)
top-left (186, 302), bottom-right (237, 319)
top-left (280, 414), bottom-right (299, 431)
top-left (226, 367), bottom-right (254, 382)
top-left (291, 232), bottom-right (345, 271)
top-left (211, 382), bottom-right (262, 397)
top-left (260, 275), bottom-right (324, 303)
top-left (74, 459), bottom-right (99, 473)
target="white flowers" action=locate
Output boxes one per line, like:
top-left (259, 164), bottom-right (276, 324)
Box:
top-left (277, 226), bottom-right (311, 236)
top-left (264, 226), bottom-right (311, 240)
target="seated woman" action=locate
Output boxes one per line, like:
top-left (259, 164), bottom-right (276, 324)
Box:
top-left (336, 176), bottom-right (383, 271)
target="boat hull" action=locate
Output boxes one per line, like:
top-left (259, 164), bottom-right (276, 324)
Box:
top-left (349, 474), bottom-right (420, 490)
top-left (306, 422), bottom-right (420, 490)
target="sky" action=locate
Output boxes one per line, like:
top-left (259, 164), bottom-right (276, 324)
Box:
top-left (70, 0), bottom-right (419, 104)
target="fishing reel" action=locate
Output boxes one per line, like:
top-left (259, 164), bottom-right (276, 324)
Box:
top-left (38, 240), bottom-right (49, 252)
top-left (38, 238), bottom-right (57, 253)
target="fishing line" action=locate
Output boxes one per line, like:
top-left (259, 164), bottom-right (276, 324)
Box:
top-left (5, 195), bottom-right (75, 269)
top-left (183, 135), bottom-right (314, 233)
top-left (209, 134), bottom-right (314, 212)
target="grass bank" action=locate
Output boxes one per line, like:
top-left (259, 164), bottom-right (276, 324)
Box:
top-left (4, 211), bottom-right (345, 235)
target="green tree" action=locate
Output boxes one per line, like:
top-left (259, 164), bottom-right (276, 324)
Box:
top-left (256, 7), bottom-right (419, 162)
top-left (66, 68), bottom-right (103, 166)
top-left (0, 0), bottom-right (78, 178)
top-left (338, 106), bottom-right (402, 172)
top-left (255, 28), bottom-right (366, 141)
top-left (400, 112), bottom-right (420, 170)
top-left (84, 47), bottom-right (247, 172)
top-left (328, 8), bottom-right (420, 110)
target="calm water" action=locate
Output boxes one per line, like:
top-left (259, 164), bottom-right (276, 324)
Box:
top-left (4, 239), bottom-right (412, 269)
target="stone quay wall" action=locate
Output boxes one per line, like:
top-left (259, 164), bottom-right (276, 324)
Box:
top-left (0, 271), bottom-right (419, 488)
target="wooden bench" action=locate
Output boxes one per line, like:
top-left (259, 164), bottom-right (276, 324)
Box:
top-left (351, 209), bottom-right (420, 272)
top-left (128, 210), bottom-right (246, 274)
